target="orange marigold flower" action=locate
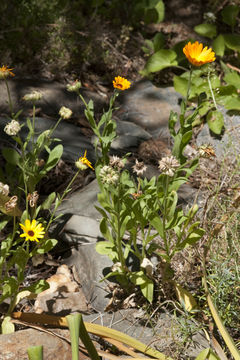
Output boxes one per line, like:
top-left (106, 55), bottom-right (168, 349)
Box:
top-left (0, 65), bottom-right (15, 79)
top-left (113, 76), bottom-right (131, 90)
top-left (183, 41), bottom-right (216, 67)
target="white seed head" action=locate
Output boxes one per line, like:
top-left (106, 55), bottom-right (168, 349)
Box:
top-left (0, 182), bottom-right (9, 196)
top-left (4, 119), bottom-right (21, 136)
top-left (99, 165), bottom-right (119, 185)
top-left (59, 106), bottom-right (72, 119)
top-left (23, 91), bottom-right (42, 102)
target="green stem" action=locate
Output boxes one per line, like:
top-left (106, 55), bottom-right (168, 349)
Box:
top-left (45, 169), bottom-right (81, 233)
top-left (4, 78), bottom-right (14, 117)
top-left (207, 70), bottom-right (218, 110)
top-left (186, 66), bottom-right (192, 105)
top-left (49, 116), bottom-right (62, 137)
top-left (31, 103), bottom-right (36, 150)
top-left (116, 180), bottom-right (127, 275)
top-left (162, 175), bottom-right (170, 258)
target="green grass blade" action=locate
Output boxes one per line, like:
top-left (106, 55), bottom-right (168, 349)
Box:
top-left (27, 345), bottom-right (43, 360)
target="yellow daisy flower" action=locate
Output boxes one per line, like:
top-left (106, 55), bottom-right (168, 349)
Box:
top-left (76, 150), bottom-right (94, 170)
top-left (183, 41), bottom-right (216, 67)
top-left (20, 219), bottom-right (45, 242)
top-left (113, 76), bottom-right (131, 90)
top-left (0, 65), bottom-right (15, 79)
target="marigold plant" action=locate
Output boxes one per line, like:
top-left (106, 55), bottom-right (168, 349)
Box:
top-left (20, 219), bottom-right (45, 242)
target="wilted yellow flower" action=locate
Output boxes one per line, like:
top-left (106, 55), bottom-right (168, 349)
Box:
top-left (113, 76), bottom-right (131, 90)
top-left (75, 150), bottom-right (94, 170)
top-left (20, 219), bottom-right (45, 242)
top-left (0, 65), bottom-right (15, 79)
top-left (183, 41), bottom-right (216, 66)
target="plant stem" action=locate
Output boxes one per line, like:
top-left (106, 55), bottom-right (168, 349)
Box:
top-left (186, 66), bottom-right (192, 104)
top-left (162, 175), bottom-right (170, 259)
top-left (207, 70), bottom-right (218, 110)
top-left (116, 180), bottom-right (127, 275)
top-left (4, 78), bottom-right (14, 117)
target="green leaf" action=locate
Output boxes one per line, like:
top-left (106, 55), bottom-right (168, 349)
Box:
top-left (221, 5), bottom-right (239, 28)
top-left (212, 34), bottom-right (225, 57)
top-left (153, 32), bottom-right (165, 52)
top-left (99, 217), bottom-right (113, 242)
top-left (41, 192), bottom-right (56, 210)
top-left (223, 34), bottom-right (240, 52)
top-left (33, 238), bottom-right (58, 255)
top-left (25, 279), bottom-right (49, 294)
top-left (224, 71), bottom-right (240, 89)
top-left (1, 316), bottom-right (15, 334)
top-left (129, 271), bottom-right (154, 303)
top-left (195, 348), bottom-right (211, 360)
top-left (2, 147), bottom-right (21, 165)
top-left (142, 49), bottom-right (177, 75)
top-left (173, 75), bottom-right (188, 97)
top-left (173, 282), bottom-right (198, 313)
top-left (207, 110), bottom-right (224, 135)
top-left (44, 144), bottom-right (63, 172)
top-left (194, 23), bottom-right (217, 39)
top-left (0, 277), bottom-right (18, 303)
top-left (149, 215), bottom-right (164, 238)
top-left (95, 241), bottom-right (117, 261)
top-left (154, 0), bottom-right (165, 23)
top-left (220, 96), bottom-right (240, 110)
top-left (27, 345), bottom-right (43, 360)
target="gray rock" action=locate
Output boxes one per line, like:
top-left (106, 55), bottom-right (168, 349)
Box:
top-left (196, 109), bottom-right (240, 160)
top-left (117, 80), bottom-right (181, 137)
top-left (63, 245), bottom-right (113, 312)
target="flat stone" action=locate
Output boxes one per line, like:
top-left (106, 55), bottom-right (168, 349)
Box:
top-left (0, 328), bottom-right (72, 360)
top-left (117, 80), bottom-right (181, 136)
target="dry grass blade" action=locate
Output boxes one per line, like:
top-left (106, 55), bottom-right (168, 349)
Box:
top-left (12, 312), bottom-right (173, 359)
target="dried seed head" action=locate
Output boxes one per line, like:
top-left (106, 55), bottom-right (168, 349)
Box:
top-left (158, 156), bottom-right (180, 176)
top-left (109, 155), bottom-right (125, 170)
top-left (132, 159), bottom-right (147, 177)
top-left (0, 182), bottom-right (9, 196)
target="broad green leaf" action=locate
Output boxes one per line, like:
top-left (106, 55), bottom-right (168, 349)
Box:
top-left (194, 23), bottom-right (217, 39)
top-left (1, 316), bottom-right (15, 334)
top-left (95, 241), bottom-right (117, 260)
top-left (213, 34), bottom-right (225, 57)
top-left (2, 147), bottom-right (20, 165)
top-left (223, 34), bottom-right (240, 52)
top-left (221, 96), bottom-right (240, 110)
top-left (0, 277), bottom-right (18, 303)
top-left (221, 5), bottom-right (239, 28)
top-left (207, 110), bottom-right (224, 135)
top-left (195, 348), bottom-right (211, 360)
top-left (142, 49), bottom-right (177, 75)
top-left (224, 72), bottom-right (240, 89)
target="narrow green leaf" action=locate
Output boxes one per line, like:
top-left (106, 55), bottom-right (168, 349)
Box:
top-left (213, 34), bottom-right (225, 57)
top-left (27, 345), bottom-right (43, 360)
